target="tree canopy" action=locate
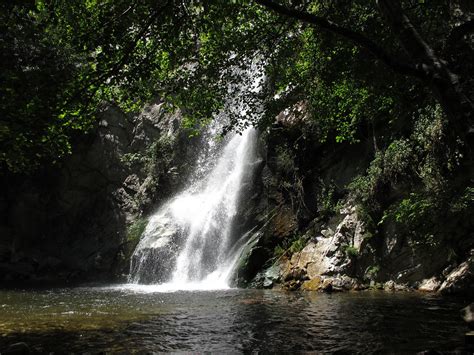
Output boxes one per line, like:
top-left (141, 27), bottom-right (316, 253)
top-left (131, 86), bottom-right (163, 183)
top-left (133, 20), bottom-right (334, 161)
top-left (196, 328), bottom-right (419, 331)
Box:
top-left (1, 0), bottom-right (473, 173)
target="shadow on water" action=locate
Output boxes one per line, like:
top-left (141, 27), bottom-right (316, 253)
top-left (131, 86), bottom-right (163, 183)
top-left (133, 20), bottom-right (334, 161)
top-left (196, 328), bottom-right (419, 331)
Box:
top-left (0, 287), bottom-right (470, 353)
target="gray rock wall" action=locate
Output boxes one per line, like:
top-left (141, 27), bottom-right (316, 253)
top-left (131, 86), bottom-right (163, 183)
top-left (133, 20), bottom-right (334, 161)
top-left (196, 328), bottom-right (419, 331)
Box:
top-left (1, 98), bottom-right (472, 295)
top-left (235, 102), bottom-right (473, 295)
top-left (0, 100), bottom-right (198, 283)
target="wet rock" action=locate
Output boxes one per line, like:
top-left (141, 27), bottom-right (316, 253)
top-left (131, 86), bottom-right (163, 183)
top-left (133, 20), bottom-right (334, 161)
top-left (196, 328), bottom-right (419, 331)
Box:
top-left (418, 277), bottom-right (441, 292)
top-left (263, 264), bottom-right (281, 289)
top-left (394, 283), bottom-right (409, 292)
top-left (266, 208), bottom-right (298, 244)
top-left (286, 279), bottom-right (302, 291)
top-left (335, 275), bottom-right (357, 291)
top-left (273, 201), bottom-right (371, 290)
top-left (462, 303), bottom-right (474, 330)
top-left (320, 278), bottom-right (333, 293)
top-left (0, 99), bottom-right (198, 283)
top-left (301, 276), bottom-right (322, 291)
top-left (369, 281), bottom-right (384, 290)
top-left (129, 214), bottom-right (182, 284)
top-left (439, 256), bottom-right (474, 295)
top-left (292, 267), bottom-right (308, 281)
top-left (384, 280), bottom-right (396, 291)
top-left (251, 262), bottom-right (282, 289)
top-left (353, 283), bottom-right (369, 291)
top-left (235, 231), bottom-right (269, 287)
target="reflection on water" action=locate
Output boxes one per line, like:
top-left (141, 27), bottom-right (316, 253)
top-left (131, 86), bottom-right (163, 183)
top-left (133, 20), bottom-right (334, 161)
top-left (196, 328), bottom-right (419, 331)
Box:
top-left (0, 287), bottom-right (468, 353)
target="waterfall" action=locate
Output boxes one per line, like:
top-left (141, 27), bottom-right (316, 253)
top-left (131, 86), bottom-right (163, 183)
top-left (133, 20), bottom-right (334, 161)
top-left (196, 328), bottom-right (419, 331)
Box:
top-left (128, 124), bottom-right (258, 291)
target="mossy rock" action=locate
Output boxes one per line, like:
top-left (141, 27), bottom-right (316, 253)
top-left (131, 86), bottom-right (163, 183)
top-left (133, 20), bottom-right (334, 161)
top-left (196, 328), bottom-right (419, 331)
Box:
top-left (127, 218), bottom-right (147, 243)
top-left (301, 276), bottom-right (322, 291)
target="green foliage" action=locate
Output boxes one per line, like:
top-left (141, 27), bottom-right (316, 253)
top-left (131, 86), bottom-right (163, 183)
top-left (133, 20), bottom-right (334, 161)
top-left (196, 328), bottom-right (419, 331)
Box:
top-left (273, 245), bottom-right (286, 260)
top-left (289, 237), bottom-right (307, 255)
top-left (0, 1), bottom-right (91, 172)
top-left (347, 99), bottom-right (472, 251)
top-left (1, 0), bottom-right (470, 178)
top-left (275, 144), bottom-right (296, 174)
top-left (390, 193), bottom-right (433, 225)
top-left (380, 193), bottom-right (439, 247)
top-left (348, 153), bottom-right (385, 209)
top-left (451, 187), bottom-right (474, 213)
top-left (317, 181), bottom-right (343, 218)
top-left (379, 186), bottom-right (474, 249)
top-left (364, 265), bottom-right (380, 281)
top-left (412, 105), bottom-right (452, 194)
top-left (147, 135), bottom-right (175, 175)
top-left (120, 152), bottom-right (147, 169)
top-left (127, 218), bottom-right (147, 244)
top-left (273, 233), bottom-right (308, 259)
top-left (349, 138), bottom-right (415, 209)
top-left (309, 78), bottom-right (394, 144)
top-left (120, 134), bottom-right (175, 177)
top-left (344, 245), bottom-right (359, 258)
top-left (121, 217), bottom-right (148, 267)
top-left (348, 105), bottom-right (450, 210)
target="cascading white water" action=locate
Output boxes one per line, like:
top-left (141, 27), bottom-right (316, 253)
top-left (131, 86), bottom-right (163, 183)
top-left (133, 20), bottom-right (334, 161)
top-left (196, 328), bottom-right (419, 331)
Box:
top-left (171, 128), bottom-right (257, 284)
top-left (129, 59), bottom-right (264, 291)
top-left (128, 124), bottom-right (258, 291)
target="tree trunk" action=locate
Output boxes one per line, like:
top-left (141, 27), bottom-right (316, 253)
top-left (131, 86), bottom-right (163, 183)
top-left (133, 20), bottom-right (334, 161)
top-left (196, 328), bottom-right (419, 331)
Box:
top-left (377, 0), bottom-right (473, 136)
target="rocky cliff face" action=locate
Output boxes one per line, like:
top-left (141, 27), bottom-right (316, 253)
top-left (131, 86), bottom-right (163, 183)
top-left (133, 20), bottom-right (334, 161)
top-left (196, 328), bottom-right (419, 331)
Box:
top-left (0, 100), bottom-right (198, 283)
top-left (1, 99), bottom-right (472, 294)
top-left (235, 102), bottom-right (474, 296)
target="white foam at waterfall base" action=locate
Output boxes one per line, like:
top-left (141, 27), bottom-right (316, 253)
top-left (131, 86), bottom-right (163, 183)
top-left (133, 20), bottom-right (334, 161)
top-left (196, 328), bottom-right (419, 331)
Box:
top-left (127, 126), bottom-right (258, 292)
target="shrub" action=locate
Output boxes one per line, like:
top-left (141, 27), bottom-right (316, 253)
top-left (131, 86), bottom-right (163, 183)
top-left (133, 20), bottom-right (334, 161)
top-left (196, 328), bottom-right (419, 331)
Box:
top-left (275, 144), bottom-right (296, 174)
top-left (289, 237), bottom-right (306, 254)
top-left (365, 265), bottom-right (380, 281)
top-left (272, 234), bottom-right (308, 260)
top-left (344, 245), bottom-right (359, 258)
top-left (317, 180), bottom-right (343, 218)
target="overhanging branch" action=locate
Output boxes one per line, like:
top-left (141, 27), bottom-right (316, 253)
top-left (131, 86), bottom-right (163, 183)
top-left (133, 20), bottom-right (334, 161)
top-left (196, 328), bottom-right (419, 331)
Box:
top-left (254, 0), bottom-right (428, 79)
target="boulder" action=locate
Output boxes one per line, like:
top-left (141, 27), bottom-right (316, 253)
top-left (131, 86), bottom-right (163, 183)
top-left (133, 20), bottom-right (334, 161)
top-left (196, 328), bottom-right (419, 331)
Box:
top-left (273, 201), bottom-right (369, 289)
top-left (462, 303), bottom-right (474, 330)
top-left (384, 280), bottom-right (396, 291)
top-left (128, 212), bottom-right (182, 284)
top-left (320, 278), bottom-right (334, 293)
top-left (301, 276), bottom-right (322, 291)
top-left (418, 277), bottom-right (441, 292)
top-left (439, 257), bottom-right (474, 295)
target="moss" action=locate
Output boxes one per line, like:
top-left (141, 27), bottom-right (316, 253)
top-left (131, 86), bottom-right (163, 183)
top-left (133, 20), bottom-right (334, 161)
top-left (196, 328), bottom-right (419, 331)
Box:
top-left (127, 218), bottom-right (147, 245)
top-left (273, 245), bottom-right (286, 259)
top-left (113, 218), bottom-right (148, 279)
top-left (272, 233), bottom-right (308, 260)
top-left (301, 277), bottom-right (322, 291)
top-left (344, 245), bottom-right (359, 258)
top-left (365, 265), bottom-right (380, 281)
top-left (289, 237), bottom-right (306, 254)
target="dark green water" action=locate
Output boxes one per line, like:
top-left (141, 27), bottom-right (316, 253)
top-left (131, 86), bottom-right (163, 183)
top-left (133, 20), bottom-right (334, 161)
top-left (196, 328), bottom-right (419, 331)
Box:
top-left (0, 286), bottom-right (469, 353)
